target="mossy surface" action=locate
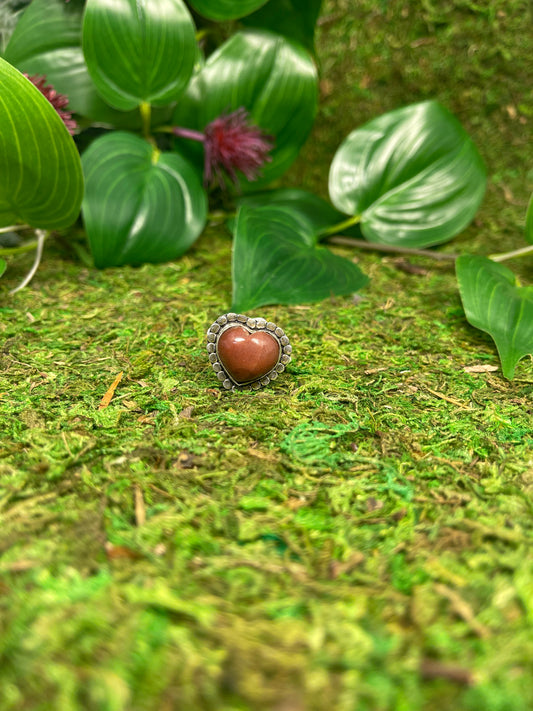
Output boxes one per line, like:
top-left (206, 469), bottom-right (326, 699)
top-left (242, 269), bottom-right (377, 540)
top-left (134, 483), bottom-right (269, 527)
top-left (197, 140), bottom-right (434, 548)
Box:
top-left (1, 1), bottom-right (533, 709)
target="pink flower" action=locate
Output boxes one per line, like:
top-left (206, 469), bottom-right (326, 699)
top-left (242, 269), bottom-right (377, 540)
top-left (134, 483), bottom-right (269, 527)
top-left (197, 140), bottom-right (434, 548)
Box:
top-left (24, 74), bottom-right (77, 136)
top-left (173, 108), bottom-right (274, 189)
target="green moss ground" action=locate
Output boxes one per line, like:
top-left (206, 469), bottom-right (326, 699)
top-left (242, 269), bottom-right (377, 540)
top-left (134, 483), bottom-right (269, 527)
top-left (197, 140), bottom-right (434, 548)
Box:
top-left (1, 1), bottom-right (533, 709)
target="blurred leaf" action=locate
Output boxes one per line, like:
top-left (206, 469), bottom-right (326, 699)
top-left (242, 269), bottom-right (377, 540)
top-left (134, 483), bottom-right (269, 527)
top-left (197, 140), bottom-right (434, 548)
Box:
top-left (526, 193), bottom-right (533, 245)
top-left (82, 132), bottom-right (207, 268)
top-left (0, 58), bottom-right (83, 229)
top-left (456, 254), bottom-right (533, 379)
top-left (186, 0), bottom-right (268, 20)
top-left (172, 30), bottom-right (318, 189)
top-left (4, 0), bottom-right (99, 118)
top-left (329, 101), bottom-right (487, 248)
top-left (0, 258), bottom-right (6, 278)
top-left (232, 204), bottom-right (368, 312)
top-left (3, 0), bottom-right (172, 128)
top-left (242, 0), bottom-right (322, 51)
top-left (83, 0), bottom-right (196, 111)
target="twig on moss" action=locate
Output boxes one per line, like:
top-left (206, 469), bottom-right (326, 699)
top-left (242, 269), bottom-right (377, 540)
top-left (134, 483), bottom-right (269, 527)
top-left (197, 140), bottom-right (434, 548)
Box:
top-left (326, 235), bottom-right (459, 261)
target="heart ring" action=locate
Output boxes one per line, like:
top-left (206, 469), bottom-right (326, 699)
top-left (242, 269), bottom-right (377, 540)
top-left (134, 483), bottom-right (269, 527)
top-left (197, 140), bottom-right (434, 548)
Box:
top-left (206, 313), bottom-right (292, 390)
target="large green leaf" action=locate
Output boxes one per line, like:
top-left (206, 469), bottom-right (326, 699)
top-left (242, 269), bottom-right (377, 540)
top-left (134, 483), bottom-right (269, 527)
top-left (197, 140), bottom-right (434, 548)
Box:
top-left (0, 259), bottom-right (6, 278)
top-left (4, 0), bottom-right (99, 119)
top-left (186, 0), bottom-right (268, 20)
top-left (329, 101), bottom-right (487, 248)
top-left (242, 0), bottom-right (322, 52)
top-left (232, 204), bottom-right (369, 312)
top-left (3, 0), bottom-right (169, 128)
top-left (172, 30), bottom-right (318, 188)
top-left (82, 132), bottom-right (207, 268)
top-left (0, 58), bottom-right (83, 229)
top-left (456, 255), bottom-right (533, 379)
top-left (237, 188), bottom-right (350, 237)
top-left (82, 0), bottom-right (196, 112)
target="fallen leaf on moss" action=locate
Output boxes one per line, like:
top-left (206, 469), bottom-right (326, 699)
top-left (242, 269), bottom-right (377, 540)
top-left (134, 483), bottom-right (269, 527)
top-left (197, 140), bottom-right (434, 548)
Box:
top-left (420, 659), bottom-right (474, 685)
top-left (98, 371), bottom-right (124, 409)
top-left (104, 542), bottom-right (143, 560)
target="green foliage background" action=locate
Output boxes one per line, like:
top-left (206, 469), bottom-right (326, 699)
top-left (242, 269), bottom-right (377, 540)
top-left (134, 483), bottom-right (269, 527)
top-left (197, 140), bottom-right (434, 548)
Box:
top-left (1, 1), bottom-right (532, 709)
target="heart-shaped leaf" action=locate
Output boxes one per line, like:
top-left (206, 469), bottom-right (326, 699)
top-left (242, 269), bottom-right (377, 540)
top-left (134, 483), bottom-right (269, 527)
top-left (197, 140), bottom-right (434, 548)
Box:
top-left (329, 101), bottom-right (487, 248)
top-left (242, 0), bottom-right (322, 51)
top-left (186, 0), bottom-right (268, 20)
top-left (172, 30), bottom-right (318, 188)
top-left (237, 188), bottom-right (351, 237)
top-left (456, 255), bottom-right (533, 379)
top-left (82, 132), bottom-right (207, 268)
top-left (232, 204), bottom-right (369, 312)
top-left (82, 0), bottom-right (196, 112)
top-left (3, 0), bottom-right (171, 128)
top-left (0, 58), bottom-right (83, 229)
top-left (4, 0), bottom-right (99, 119)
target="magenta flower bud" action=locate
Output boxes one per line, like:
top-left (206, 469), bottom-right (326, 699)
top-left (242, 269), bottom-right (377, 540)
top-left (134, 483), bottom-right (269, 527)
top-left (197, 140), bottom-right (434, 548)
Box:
top-left (173, 108), bottom-right (274, 189)
top-left (23, 74), bottom-right (77, 136)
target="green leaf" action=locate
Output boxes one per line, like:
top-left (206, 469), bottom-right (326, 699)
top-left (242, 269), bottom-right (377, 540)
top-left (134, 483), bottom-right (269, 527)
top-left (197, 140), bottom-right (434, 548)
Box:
top-left (0, 258), bottom-right (6, 278)
top-left (242, 0), bottom-right (322, 52)
top-left (172, 30), bottom-right (318, 188)
top-left (186, 0), bottom-right (268, 20)
top-left (526, 192), bottom-right (533, 245)
top-left (0, 58), bottom-right (84, 229)
top-left (232, 204), bottom-right (369, 312)
top-left (82, 0), bottom-right (196, 112)
top-left (3, 0), bottom-right (171, 128)
top-left (456, 254), bottom-right (533, 379)
top-left (4, 0), bottom-right (97, 118)
top-left (329, 100), bottom-right (487, 248)
top-left (81, 132), bottom-right (207, 268)
top-left (237, 188), bottom-right (350, 237)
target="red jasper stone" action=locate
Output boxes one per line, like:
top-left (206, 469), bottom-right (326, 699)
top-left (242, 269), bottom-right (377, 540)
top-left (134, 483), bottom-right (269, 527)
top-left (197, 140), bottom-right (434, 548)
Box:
top-left (217, 326), bottom-right (280, 383)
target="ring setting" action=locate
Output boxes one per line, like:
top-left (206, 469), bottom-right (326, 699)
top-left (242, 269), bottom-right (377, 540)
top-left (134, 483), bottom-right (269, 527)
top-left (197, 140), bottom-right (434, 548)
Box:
top-left (206, 313), bottom-right (292, 390)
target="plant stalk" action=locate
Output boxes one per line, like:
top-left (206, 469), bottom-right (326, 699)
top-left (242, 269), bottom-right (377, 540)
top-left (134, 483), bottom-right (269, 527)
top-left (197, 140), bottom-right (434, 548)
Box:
top-left (318, 214), bottom-right (361, 237)
top-left (489, 244), bottom-right (533, 262)
top-left (0, 224), bottom-right (30, 235)
top-left (207, 210), bottom-right (236, 222)
top-left (0, 240), bottom-right (39, 256)
top-left (10, 229), bottom-right (48, 294)
top-left (139, 101), bottom-right (158, 148)
top-left (327, 235), bottom-right (458, 261)
top-left (172, 126), bottom-right (206, 143)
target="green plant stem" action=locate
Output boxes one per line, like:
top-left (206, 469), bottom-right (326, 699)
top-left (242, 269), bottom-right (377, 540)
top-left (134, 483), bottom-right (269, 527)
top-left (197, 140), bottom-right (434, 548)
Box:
top-left (207, 210), bottom-right (235, 222)
top-left (0, 240), bottom-right (39, 257)
top-left (140, 101), bottom-right (151, 138)
top-left (140, 102), bottom-right (157, 148)
top-left (327, 235), bottom-right (458, 261)
top-left (318, 214), bottom-right (362, 237)
top-left (489, 244), bottom-right (533, 262)
top-left (195, 29), bottom-right (210, 43)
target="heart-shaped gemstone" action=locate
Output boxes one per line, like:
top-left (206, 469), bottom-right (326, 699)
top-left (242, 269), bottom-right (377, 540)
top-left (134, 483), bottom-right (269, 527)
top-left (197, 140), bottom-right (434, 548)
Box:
top-left (217, 327), bottom-right (279, 384)
top-left (206, 313), bottom-right (292, 390)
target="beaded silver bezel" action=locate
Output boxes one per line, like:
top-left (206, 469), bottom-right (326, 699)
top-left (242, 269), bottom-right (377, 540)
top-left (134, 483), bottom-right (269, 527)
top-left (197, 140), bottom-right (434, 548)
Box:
top-left (206, 313), bottom-right (292, 391)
